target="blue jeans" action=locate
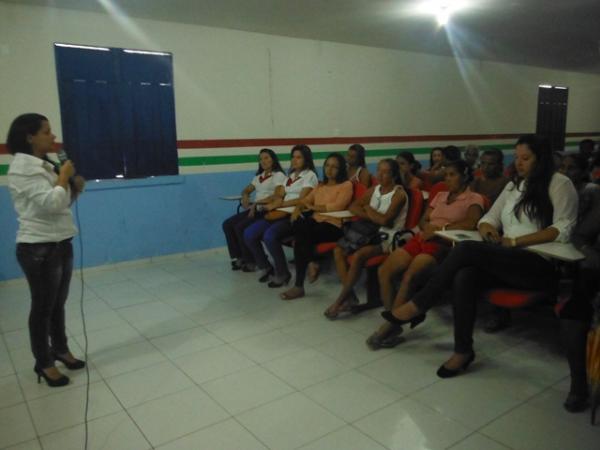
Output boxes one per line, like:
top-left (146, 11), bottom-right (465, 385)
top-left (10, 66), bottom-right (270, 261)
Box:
top-left (244, 218), bottom-right (293, 277)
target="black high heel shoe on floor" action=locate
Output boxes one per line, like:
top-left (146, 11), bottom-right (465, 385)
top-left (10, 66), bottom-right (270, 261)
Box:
top-left (380, 311), bottom-right (426, 329)
top-left (436, 352), bottom-right (476, 379)
top-left (268, 273), bottom-right (291, 288)
top-left (563, 392), bottom-right (589, 413)
top-left (54, 353), bottom-right (86, 370)
top-left (34, 366), bottom-right (70, 387)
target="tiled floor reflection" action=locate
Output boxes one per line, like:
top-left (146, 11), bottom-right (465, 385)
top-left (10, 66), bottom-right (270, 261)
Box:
top-left (0, 248), bottom-right (598, 449)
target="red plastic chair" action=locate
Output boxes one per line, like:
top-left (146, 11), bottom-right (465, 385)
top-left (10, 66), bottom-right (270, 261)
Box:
top-left (428, 182), bottom-right (448, 205)
top-left (485, 288), bottom-right (550, 309)
top-left (349, 188), bottom-right (426, 314)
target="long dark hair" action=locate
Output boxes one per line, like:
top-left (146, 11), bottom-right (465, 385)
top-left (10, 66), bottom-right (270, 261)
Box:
top-left (348, 144), bottom-right (367, 168)
top-left (397, 151), bottom-right (421, 175)
top-left (289, 144), bottom-right (316, 174)
top-left (380, 158), bottom-right (406, 189)
top-left (445, 159), bottom-right (474, 186)
top-left (6, 113), bottom-right (48, 155)
top-left (512, 135), bottom-right (554, 228)
top-left (256, 148), bottom-right (284, 175)
top-left (429, 147), bottom-right (442, 168)
top-left (322, 152), bottom-right (348, 184)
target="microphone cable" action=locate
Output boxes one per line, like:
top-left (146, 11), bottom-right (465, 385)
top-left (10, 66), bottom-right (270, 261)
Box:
top-left (74, 198), bottom-right (90, 450)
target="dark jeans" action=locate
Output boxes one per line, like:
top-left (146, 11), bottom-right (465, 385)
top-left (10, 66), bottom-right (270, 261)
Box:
top-left (222, 210), bottom-right (257, 264)
top-left (244, 218), bottom-right (294, 276)
top-left (16, 240), bottom-right (73, 369)
top-left (292, 217), bottom-right (343, 288)
top-left (412, 240), bottom-right (556, 354)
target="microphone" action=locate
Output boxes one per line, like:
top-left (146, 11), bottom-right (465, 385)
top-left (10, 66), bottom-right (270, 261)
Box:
top-left (57, 148), bottom-right (69, 165)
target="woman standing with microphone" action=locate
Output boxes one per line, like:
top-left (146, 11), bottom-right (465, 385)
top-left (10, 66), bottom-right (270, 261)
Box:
top-left (7, 113), bottom-right (85, 387)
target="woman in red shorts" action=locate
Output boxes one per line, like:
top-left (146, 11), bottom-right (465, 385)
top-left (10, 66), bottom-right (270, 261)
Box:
top-left (368, 159), bottom-right (484, 348)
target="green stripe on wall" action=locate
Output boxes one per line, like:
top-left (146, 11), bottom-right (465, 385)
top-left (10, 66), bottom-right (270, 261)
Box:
top-left (178, 143), bottom-right (521, 167)
top-left (0, 141), bottom-right (584, 174)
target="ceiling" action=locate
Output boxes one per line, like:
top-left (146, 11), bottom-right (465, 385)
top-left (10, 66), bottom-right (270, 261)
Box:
top-left (4, 0), bottom-right (600, 74)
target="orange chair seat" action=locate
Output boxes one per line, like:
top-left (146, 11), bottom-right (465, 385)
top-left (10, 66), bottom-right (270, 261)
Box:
top-left (486, 289), bottom-right (548, 309)
top-left (347, 253), bottom-right (388, 267)
top-left (316, 242), bottom-right (337, 254)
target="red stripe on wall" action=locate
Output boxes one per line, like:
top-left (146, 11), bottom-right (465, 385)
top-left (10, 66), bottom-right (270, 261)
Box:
top-left (1, 132), bottom-right (599, 155)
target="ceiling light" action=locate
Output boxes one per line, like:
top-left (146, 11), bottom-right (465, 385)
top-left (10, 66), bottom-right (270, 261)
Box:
top-left (415, 1), bottom-right (470, 26)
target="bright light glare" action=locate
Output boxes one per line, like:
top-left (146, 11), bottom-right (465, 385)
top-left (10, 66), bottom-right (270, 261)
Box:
top-left (415, 0), bottom-right (470, 26)
top-left (539, 84), bottom-right (553, 88)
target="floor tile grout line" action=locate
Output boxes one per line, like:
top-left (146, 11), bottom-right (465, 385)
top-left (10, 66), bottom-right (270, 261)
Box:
top-left (0, 332), bottom-right (45, 450)
top-left (100, 377), bottom-right (157, 449)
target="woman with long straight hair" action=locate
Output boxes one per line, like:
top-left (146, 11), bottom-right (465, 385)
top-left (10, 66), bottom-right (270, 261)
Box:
top-left (382, 135), bottom-right (578, 381)
top-left (243, 144), bottom-right (318, 286)
top-left (7, 113), bottom-right (85, 387)
top-left (280, 153), bottom-right (353, 300)
top-left (346, 144), bottom-right (371, 187)
top-left (222, 148), bottom-right (285, 271)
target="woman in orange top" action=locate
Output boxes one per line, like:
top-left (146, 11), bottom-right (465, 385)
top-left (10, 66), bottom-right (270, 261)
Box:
top-left (281, 153), bottom-right (353, 300)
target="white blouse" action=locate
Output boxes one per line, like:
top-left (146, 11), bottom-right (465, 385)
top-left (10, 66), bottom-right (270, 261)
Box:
top-left (251, 171), bottom-right (286, 202)
top-left (283, 169), bottom-right (318, 201)
top-left (8, 153), bottom-right (77, 243)
top-left (479, 172), bottom-right (578, 243)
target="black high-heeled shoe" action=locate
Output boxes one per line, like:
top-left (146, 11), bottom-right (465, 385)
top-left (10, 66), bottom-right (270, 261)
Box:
top-left (380, 311), bottom-right (426, 329)
top-left (258, 267), bottom-right (274, 283)
top-left (34, 366), bottom-right (70, 387)
top-left (436, 352), bottom-right (476, 379)
top-left (54, 353), bottom-right (86, 370)
top-left (563, 392), bottom-right (589, 413)
top-left (268, 273), bottom-right (291, 288)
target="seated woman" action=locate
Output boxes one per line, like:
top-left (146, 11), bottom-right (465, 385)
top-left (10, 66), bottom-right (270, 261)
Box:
top-left (420, 147), bottom-right (444, 190)
top-left (280, 153), bottom-right (353, 300)
top-left (347, 144), bottom-right (371, 188)
top-left (396, 151), bottom-right (423, 190)
top-left (222, 148), bottom-right (285, 271)
top-left (243, 144), bottom-right (318, 285)
top-left (382, 135), bottom-right (578, 381)
top-left (370, 160), bottom-right (484, 348)
top-left (324, 158), bottom-right (409, 319)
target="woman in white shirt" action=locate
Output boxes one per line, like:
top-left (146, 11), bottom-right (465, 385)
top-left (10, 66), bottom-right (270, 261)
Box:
top-left (243, 145), bottom-right (318, 286)
top-left (7, 113), bottom-right (85, 387)
top-left (222, 148), bottom-right (286, 271)
top-left (381, 135), bottom-right (578, 381)
top-left (324, 158), bottom-right (408, 319)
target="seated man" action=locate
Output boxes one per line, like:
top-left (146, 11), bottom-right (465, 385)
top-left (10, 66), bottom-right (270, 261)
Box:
top-left (471, 148), bottom-right (509, 205)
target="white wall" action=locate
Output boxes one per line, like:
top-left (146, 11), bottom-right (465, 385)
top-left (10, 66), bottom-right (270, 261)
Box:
top-left (1, 2), bottom-right (599, 142)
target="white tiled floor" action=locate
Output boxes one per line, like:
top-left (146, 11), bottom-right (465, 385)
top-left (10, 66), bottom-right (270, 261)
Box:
top-left (0, 247), bottom-right (598, 449)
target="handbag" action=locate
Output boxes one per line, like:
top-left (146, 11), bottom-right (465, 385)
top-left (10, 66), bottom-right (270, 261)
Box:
top-left (265, 210), bottom-right (289, 221)
top-left (337, 219), bottom-right (381, 254)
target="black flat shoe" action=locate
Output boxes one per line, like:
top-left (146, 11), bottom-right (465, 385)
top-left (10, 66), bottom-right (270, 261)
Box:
top-left (381, 311), bottom-right (426, 329)
top-left (436, 352), bottom-right (476, 379)
top-left (34, 366), bottom-right (70, 387)
top-left (54, 353), bottom-right (86, 370)
top-left (258, 267), bottom-right (274, 283)
top-left (268, 273), bottom-right (291, 288)
top-left (563, 392), bottom-right (589, 413)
